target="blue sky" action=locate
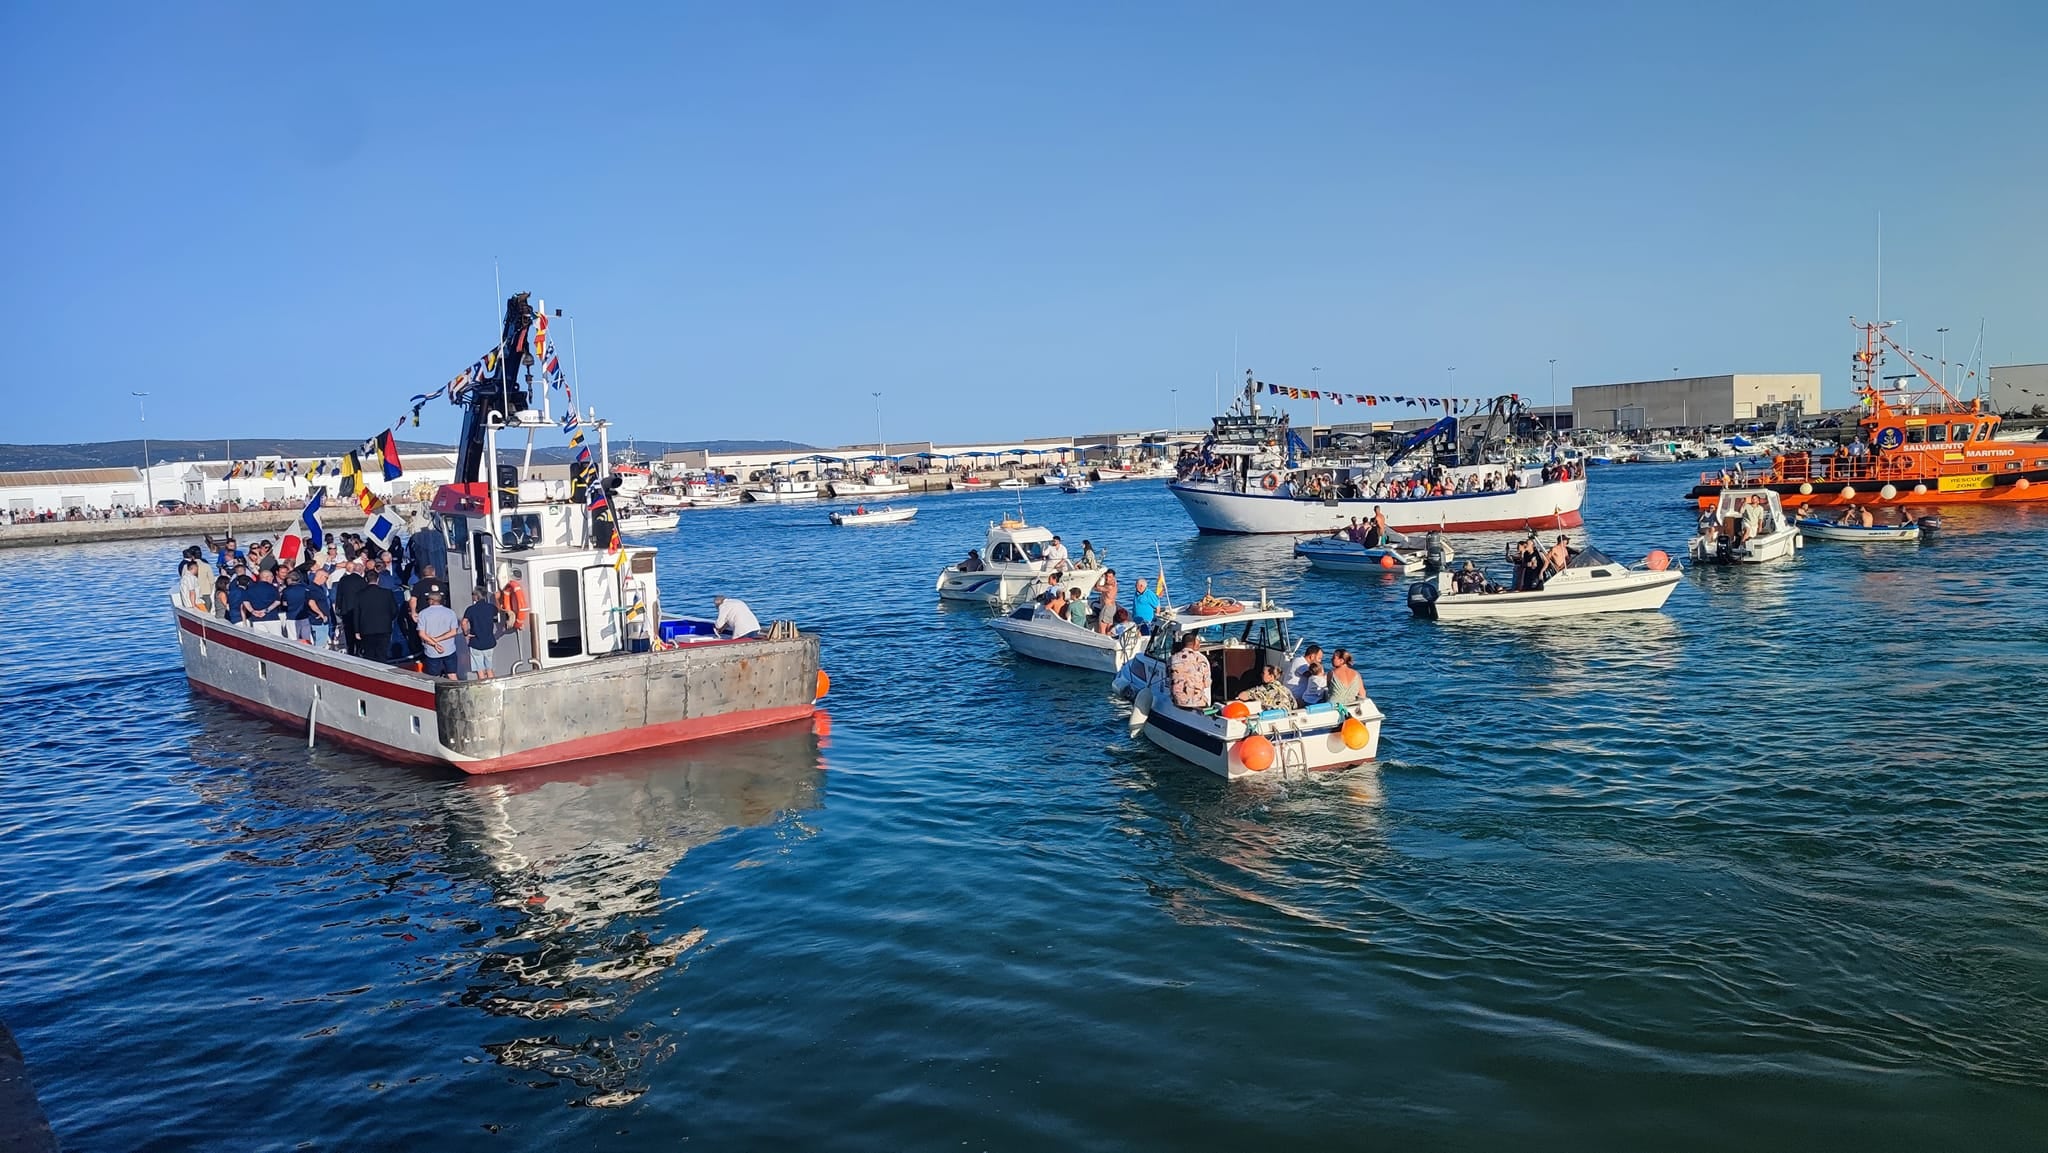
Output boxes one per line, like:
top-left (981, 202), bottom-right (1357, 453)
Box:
top-left (3, 1), bottom-right (2043, 449)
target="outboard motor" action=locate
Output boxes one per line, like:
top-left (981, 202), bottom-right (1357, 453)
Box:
top-left (1424, 530), bottom-right (1450, 571)
top-left (1915, 514), bottom-right (1942, 539)
top-left (1407, 577), bottom-right (1440, 620)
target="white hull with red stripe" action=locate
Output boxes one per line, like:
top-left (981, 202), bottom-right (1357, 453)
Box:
top-left (173, 603), bottom-right (819, 774)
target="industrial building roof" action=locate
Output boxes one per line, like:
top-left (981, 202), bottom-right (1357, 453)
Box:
top-left (0, 468), bottom-right (142, 488)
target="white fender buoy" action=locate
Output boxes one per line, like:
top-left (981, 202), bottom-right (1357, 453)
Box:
top-left (1912, 483), bottom-right (1928, 495)
top-left (1880, 483), bottom-right (1898, 500)
top-left (1840, 485), bottom-right (1856, 500)
top-left (1799, 482), bottom-right (1813, 495)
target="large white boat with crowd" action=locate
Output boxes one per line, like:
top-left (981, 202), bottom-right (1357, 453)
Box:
top-left (171, 292), bottom-right (823, 775)
top-left (1168, 376), bottom-right (1587, 535)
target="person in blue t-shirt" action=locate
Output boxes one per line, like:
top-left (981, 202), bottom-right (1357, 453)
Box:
top-left (1132, 577), bottom-right (1160, 632)
top-left (240, 569), bottom-right (283, 635)
top-left (460, 587), bottom-right (500, 680)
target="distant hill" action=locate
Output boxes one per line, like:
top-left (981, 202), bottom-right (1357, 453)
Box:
top-left (0, 437), bottom-right (814, 471)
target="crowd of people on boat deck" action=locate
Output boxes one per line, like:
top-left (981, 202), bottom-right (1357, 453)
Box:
top-left (1700, 493), bottom-right (1783, 548)
top-left (1009, 537), bottom-right (1174, 637)
top-left (1167, 637), bottom-right (1365, 713)
top-left (1179, 454), bottom-right (1579, 501)
top-left (1442, 531), bottom-right (1575, 596)
top-left (173, 529), bottom-right (514, 681)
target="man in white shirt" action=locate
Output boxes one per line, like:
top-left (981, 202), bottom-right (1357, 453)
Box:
top-left (712, 594), bottom-right (762, 639)
top-left (1042, 536), bottom-right (1070, 573)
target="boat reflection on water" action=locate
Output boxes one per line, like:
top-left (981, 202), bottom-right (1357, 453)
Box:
top-left (181, 700), bottom-right (829, 1108)
top-left (446, 716), bottom-right (829, 1106)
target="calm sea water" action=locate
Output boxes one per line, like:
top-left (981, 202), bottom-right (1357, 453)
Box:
top-left (3, 466), bottom-right (2046, 1151)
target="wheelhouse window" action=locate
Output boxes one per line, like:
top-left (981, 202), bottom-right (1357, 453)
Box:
top-left (990, 543), bottom-right (1018, 563)
top-left (1974, 424), bottom-right (1992, 441)
top-left (1928, 425), bottom-right (1948, 443)
top-left (1905, 426), bottom-right (1927, 444)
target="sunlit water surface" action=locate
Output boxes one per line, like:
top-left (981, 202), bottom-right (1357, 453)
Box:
top-left (3, 465), bottom-right (2046, 1151)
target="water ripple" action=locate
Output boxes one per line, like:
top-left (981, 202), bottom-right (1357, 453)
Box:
top-left (3, 468), bottom-right (2047, 1149)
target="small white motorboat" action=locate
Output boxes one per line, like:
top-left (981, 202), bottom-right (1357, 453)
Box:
top-left (1090, 466), bottom-right (1135, 482)
top-left (1688, 487), bottom-right (1802, 564)
top-left (986, 605), bottom-right (1145, 673)
top-left (1796, 513), bottom-right (1938, 543)
top-left (996, 477), bottom-right (1029, 490)
top-left (616, 509), bottom-right (681, 534)
top-left (1408, 546), bottom-right (1682, 621)
top-left (637, 489), bottom-right (687, 510)
top-left (934, 518), bottom-right (1104, 603)
top-left (828, 505), bottom-right (918, 526)
top-left (687, 490), bottom-right (743, 508)
top-left (1061, 478), bottom-right (1092, 493)
top-left (950, 475), bottom-right (991, 490)
top-left (1293, 530), bottom-right (1452, 574)
top-left (828, 470), bottom-right (911, 497)
top-left (744, 477), bottom-right (820, 502)
top-left (1117, 592), bottom-right (1384, 780)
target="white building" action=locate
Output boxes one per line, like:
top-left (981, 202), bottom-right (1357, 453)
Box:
top-left (0, 468), bottom-right (148, 517)
top-left (1989, 363), bottom-right (2048, 417)
top-left (662, 439), bottom-right (1075, 480)
top-left (1572, 373), bottom-right (1822, 430)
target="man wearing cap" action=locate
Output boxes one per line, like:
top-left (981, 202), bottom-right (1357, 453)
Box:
top-left (712, 594), bottom-right (761, 640)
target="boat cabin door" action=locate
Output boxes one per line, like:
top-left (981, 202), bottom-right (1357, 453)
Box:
top-left (579, 565), bottom-right (623, 657)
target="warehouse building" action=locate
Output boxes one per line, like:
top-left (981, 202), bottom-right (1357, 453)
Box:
top-left (1572, 373), bottom-right (1821, 430)
top-left (1989, 364), bottom-right (2048, 417)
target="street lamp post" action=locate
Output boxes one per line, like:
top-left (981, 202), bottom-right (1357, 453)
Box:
top-left (1548, 358), bottom-right (1559, 441)
top-left (132, 391), bottom-right (153, 510)
top-left (1937, 326), bottom-right (1950, 391)
top-left (872, 391), bottom-right (885, 456)
top-left (1170, 388), bottom-right (1179, 433)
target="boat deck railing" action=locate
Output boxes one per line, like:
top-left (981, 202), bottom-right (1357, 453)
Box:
top-left (1702, 452), bottom-right (1926, 486)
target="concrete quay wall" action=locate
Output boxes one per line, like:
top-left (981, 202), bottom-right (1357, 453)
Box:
top-left (0, 509), bottom-right (305, 551)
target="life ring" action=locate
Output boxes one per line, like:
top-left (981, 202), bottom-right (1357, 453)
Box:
top-left (1186, 596), bottom-right (1244, 616)
top-left (1261, 472), bottom-right (1281, 491)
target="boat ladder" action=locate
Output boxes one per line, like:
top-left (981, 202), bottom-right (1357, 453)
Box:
top-left (1267, 716), bottom-right (1313, 780)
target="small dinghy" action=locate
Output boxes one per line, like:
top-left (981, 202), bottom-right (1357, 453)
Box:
top-left (986, 603), bottom-right (1144, 673)
top-left (828, 505), bottom-right (918, 526)
top-left (1060, 478), bottom-right (1092, 493)
top-left (616, 509), bottom-right (681, 534)
top-left (1409, 546), bottom-right (1682, 621)
top-left (1688, 487), bottom-right (1802, 565)
top-left (1796, 513), bottom-right (1938, 543)
top-left (1294, 530), bottom-right (1453, 574)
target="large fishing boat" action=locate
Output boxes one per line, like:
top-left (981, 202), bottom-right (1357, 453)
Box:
top-left (1169, 374), bottom-right (1586, 534)
top-left (172, 292), bottom-right (823, 774)
top-left (1685, 319), bottom-right (2048, 510)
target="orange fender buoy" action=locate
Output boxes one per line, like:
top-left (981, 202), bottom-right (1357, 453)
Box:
top-left (815, 670), bottom-right (831, 699)
top-left (1378, 554), bottom-right (1396, 569)
top-left (1340, 718), bottom-right (1370, 750)
top-left (1237, 733), bottom-right (1275, 771)
top-left (1221, 700), bottom-right (1251, 720)
top-left (1645, 549), bottom-right (1670, 572)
